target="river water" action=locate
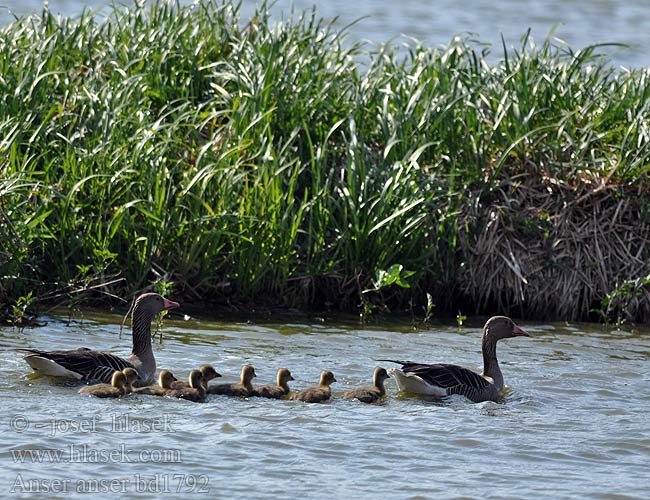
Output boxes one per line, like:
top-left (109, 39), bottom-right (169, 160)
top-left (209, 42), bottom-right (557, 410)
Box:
top-left (1, 311), bottom-right (649, 499)
top-left (1, 0), bottom-right (649, 68)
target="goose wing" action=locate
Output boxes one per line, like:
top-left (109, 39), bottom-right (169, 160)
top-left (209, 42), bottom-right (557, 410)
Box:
top-left (401, 362), bottom-right (490, 391)
top-left (381, 359), bottom-right (490, 392)
top-left (19, 348), bottom-right (133, 383)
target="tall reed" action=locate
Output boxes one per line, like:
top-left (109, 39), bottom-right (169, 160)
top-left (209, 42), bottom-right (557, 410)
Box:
top-left (1, 1), bottom-right (648, 320)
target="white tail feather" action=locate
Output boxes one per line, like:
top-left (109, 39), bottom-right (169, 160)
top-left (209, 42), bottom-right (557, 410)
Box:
top-left (24, 356), bottom-right (83, 379)
top-left (387, 368), bottom-right (447, 396)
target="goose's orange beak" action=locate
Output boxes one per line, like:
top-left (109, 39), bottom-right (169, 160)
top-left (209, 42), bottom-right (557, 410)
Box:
top-left (513, 325), bottom-right (530, 337)
top-left (162, 298), bottom-right (180, 310)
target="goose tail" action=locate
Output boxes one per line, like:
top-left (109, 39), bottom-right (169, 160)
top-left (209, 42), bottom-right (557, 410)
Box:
top-left (20, 352), bottom-right (83, 378)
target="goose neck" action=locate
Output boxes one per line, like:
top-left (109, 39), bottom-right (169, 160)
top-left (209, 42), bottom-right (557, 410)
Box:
top-left (131, 307), bottom-right (155, 357)
top-left (482, 334), bottom-right (503, 388)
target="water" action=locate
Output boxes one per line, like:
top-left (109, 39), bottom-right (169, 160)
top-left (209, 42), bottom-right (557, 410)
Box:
top-left (1, 311), bottom-right (649, 499)
top-left (1, 0), bottom-right (649, 68)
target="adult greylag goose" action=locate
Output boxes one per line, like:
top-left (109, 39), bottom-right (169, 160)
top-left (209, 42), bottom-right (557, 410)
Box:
top-left (78, 370), bottom-right (128, 398)
top-left (343, 367), bottom-right (390, 404)
top-left (207, 365), bottom-right (256, 397)
top-left (164, 370), bottom-right (206, 403)
top-left (290, 370), bottom-right (336, 403)
top-left (133, 369), bottom-right (177, 396)
top-left (381, 316), bottom-right (529, 402)
top-left (251, 368), bottom-right (294, 399)
top-left (170, 365), bottom-right (221, 390)
top-left (19, 293), bottom-right (179, 386)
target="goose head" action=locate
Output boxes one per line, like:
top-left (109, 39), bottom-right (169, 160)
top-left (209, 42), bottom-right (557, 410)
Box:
top-left (188, 370), bottom-right (205, 390)
top-left (134, 293), bottom-right (180, 318)
top-left (199, 365), bottom-right (221, 382)
top-left (122, 367), bottom-right (139, 392)
top-left (372, 367), bottom-right (390, 387)
top-left (277, 368), bottom-right (294, 386)
top-left (319, 370), bottom-right (336, 387)
top-left (110, 371), bottom-right (128, 391)
top-left (241, 365), bottom-right (256, 384)
top-left (484, 316), bottom-right (529, 341)
top-left (158, 369), bottom-right (177, 389)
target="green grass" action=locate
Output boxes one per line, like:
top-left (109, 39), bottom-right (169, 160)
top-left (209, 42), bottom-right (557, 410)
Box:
top-left (1, 0), bottom-right (649, 321)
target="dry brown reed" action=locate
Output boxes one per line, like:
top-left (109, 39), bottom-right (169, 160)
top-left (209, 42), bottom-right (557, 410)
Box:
top-left (457, 173), bottom-right (650, 323)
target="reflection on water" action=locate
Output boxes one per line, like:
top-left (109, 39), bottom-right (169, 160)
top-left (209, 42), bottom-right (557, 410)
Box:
top-left (1, 0), bottom-right (649, 67)
top-left (1, 312), bottom-right (649, 499)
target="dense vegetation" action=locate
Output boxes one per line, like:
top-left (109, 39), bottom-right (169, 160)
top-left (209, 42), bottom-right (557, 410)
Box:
top-left (1, 0), bottom-right (649, 323)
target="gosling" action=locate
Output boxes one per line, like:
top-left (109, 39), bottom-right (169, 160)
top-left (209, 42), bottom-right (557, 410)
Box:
top-left (171, 365), bottom-right (221, 390)
top-left (207, 365), bottom-right (256, 397)
top-left (132, 369), bottom-right (176, 396)
top-left (79, 371), bottom-right (128, 398)
top-left (290, 370), bottom-right (336, 403)
top-left (251, 368), bottom-right (294, 399)
top-left (342, 367), bottom-right (390, 404)
top-left (122, 367), bottom-right (139, 394)
top-left (164, 370), bottom-right (206, 403)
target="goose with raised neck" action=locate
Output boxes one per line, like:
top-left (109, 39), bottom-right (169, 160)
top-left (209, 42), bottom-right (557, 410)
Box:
top-left (381, 316), bottom-right (529, 402)
top-left (20, 293), bottom-right (179, 386)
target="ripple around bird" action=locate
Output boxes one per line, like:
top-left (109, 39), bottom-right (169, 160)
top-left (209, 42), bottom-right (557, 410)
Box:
top-left (2, 315), bottom-right (649, 500)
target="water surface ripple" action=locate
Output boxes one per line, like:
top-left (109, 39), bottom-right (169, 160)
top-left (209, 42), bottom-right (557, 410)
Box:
top-left (1, 314), bottom-right (649, 499)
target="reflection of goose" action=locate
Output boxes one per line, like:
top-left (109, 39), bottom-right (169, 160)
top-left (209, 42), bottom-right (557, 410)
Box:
top-left (343, 367), bottom-right (390, 404)
top-left (251, 368), bottom-right (294, 399)
top-left (20, 293), bottom-right (179, 385)
top-left (382, 316), bottom-right (529, 402)
top-left (207, 365), bottom-right (256, 397)
top-left (133, 370), bottom-right (176, 396)
top-left (79, 371), bottom-right (128, 398)
top-left (171, 365), bottom-right (221, 390)
top-left (290, 370), bottom-right (336, 403)
top-left (164, 370), bottom-right (206, 402)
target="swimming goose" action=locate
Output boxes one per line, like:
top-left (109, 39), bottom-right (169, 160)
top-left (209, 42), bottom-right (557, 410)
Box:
top-left (343, 367), bottom-right (390, 403)
top-left (132, 369), bottom-right (177, 396)
top-left (207, 365), bottom-right (256, 397)
top-left (78, 370), bottom-right (128, 398)
top-left (251, 368), bottom-right (294, 399)
top-left (121, 367), bottom-right (139, 394)
top-left (381, 316), bottom-right (529, 402)
top-left (164, 370), bottom-right (206, 402)
top-left (290, 370), bottom-right (336, 403)
top-left (20, 293), bottom-right (179, 386)
top-left (170, 365), bottom-right (221, 390)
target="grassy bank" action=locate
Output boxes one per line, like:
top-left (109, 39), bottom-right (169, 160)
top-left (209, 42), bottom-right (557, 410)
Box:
top-left (1, 0), bottom-right (649, 324)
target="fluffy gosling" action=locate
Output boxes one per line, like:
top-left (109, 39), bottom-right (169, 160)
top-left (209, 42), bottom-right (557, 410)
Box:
top-left (342, 367), bottom-right (390, 403)
top-left (79, 371), bottom-right (128, 398)
top-left (207, 365), bottom-right (256, 397)
top-left (132, 369), bottom-right (176, 396)
top-left (171, 365), bottom-right (221, 390)
top-left (290, 370), bottom-right (336, 403)
top-left (251, 368), bottom-right (294, 399)
top-left (164, 370), bottom-right (206, 402)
